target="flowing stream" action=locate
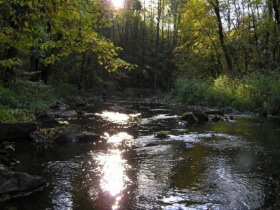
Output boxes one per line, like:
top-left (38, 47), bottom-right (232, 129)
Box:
top-left (2, 100), bottom-right (280, 210)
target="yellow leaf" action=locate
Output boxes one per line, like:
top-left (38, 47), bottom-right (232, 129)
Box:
top-left (24, 21), bottom-right (29, 27)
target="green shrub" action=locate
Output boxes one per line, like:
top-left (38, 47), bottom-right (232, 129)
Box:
top-left (10, 81), bottom-right (62, 110)
top-left (168, 78), bottom-right (212, 105)
top-left (0, 106), bottom-right (34, 123)
top-left (168, 72), bottom-right (280, 115)
top-left (0, 81), bottom-right (62, 122)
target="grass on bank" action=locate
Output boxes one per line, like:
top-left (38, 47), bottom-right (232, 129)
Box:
top-left (168, 71), bottom-right (280, 115)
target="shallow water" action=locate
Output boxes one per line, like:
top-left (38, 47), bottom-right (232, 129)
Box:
top-left (2, 100), bottom-right (280, 209)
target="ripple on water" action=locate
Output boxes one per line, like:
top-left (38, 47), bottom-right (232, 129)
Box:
top-left (160, 189), bottom-right (224, 210)
top-left (134, 130), bottom-right (266, 209)
top-left (44, 160), bottom-right (82, 209)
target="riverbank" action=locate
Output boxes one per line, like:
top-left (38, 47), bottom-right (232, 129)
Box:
top-left (1, 78), bottom-right (279, 125)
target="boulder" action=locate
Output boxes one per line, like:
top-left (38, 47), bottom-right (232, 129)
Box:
top-left (1, 141), bottom-right (15, 152)
top-left (36, 115), bottom-right (59, 128)
top-left (155, 131), bottom-right (169, 139)
top-left (0, 150), bottom-right (18, 166)
top-left (193, 111), bottom-right (209, 122)
top-left (181, 112), bottom-right (198, 123)
top-left (50, 102), bottom-right (69, 111)
top-left (30, 125), bottom-right (79, 143)
top-left (0, 169), bottom-right (46, 202)
top-left (181, 111), bottom-right (209, 123)
top-left (72, 132), bottom-right (100, 142)
top-left (211, 115), bottom-right (221, 122)
top-left (30, 125), bottom-right (100, 143)
top-left (46, 110), bottom-right (77, 119)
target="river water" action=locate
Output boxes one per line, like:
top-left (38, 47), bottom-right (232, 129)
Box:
top-left (2, 100), bottom-right (280, 210)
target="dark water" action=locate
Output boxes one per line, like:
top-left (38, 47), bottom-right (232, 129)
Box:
top-left (2, 100), bottom-right (280, 210)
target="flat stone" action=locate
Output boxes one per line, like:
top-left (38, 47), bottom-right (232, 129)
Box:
top-left (0, 169), bottom-right (46, 202)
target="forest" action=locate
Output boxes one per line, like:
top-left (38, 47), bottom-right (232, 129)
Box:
top-left (1, 0), bottom-right (280, 122)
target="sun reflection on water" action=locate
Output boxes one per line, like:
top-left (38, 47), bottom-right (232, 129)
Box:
top-left (91, 131), bottom-right (134, 209)
top-left (98, 149), bottom-right (128, 196)
top-left (107, 132), bottom-right (134, 145)
top-left (95, 111), bottom-right (140, 124)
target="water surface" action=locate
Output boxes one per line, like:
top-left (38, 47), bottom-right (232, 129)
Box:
top-left (2, 100), bottom-right (280, 209)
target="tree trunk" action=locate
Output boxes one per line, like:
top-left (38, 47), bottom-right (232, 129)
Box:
top-left (78, 52), bottom-right (86, 90)
top-left (3, 8), bottom-right (19, 86)
top-left (272, 0), bottom-right (280, 24)
top-left (154, 0), bottom-right (162, 91)
top-left (210, 0), bottom-right (233, 74)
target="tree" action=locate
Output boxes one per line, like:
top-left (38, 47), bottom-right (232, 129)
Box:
top-left (209, 0), bottom-right (233, 74)
top-left (0, 0), bottom-right (134, 86)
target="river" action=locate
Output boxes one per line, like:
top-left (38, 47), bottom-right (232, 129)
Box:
top-left (1, 100), bottom-right (280, 209)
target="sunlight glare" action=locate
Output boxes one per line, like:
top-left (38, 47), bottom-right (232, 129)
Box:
top-left (107, 132), bottom-right (133, 144)
top-left (98, 149), bottom-right (129, 196)
top-left (111, 0), bottom-right (124, 9)
top-left (95, 111), bottom-right (140, 125)
top-left (96, 111), bottom-right (129, 124)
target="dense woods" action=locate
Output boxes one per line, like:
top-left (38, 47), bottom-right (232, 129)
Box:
top-left (1, 0), bottom-right (280, 122)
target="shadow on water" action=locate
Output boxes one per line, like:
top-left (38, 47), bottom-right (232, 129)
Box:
top-left (1, 100), bottom-right (280, 209)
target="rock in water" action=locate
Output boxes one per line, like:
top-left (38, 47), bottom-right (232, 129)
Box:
top-left (0, 169), bottom-right (46, 202)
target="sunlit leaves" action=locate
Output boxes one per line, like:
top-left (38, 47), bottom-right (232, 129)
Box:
top-left (175, 0), bottom-right (220, 77)
top-left (0, 0), bottom-right (134, 73)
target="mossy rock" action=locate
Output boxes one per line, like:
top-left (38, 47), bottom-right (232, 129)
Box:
top-left (181, 112), bottom-right (198, 123)
top-left (155, 131), bottom-right (169, 139)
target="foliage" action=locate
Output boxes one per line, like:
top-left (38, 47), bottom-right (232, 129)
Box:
top-left (168, 72), bottom-right (280, 115)
top-left (0, 81), bottom-right (61, 122)
top-left (155, 131), bottom-right (169, 139)
top-left (1, 0), bottom-right (280, 120)
top-left (0, 106), bottom-right (34, 123)
top-left (0, 0), bottom-right (135, 87)
top-left (175, 0), bottom-right (280, 78)
top-left (168, 78), bottom-right (212, 105)
top-left (122, 88), bottom-right (154, 98)
top-left (11, 81), bottom-right (61, 110)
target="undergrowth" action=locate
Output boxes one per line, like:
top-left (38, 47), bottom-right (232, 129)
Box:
top-left (168, 71), bottom-right (280, 115)
top-left (0, 81), bottom-right (62, 122)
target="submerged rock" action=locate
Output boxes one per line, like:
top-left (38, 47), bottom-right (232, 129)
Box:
top-left (0, 169), bottom-right (46, 202)
top-left (185, 143), bottom-right (194, 149)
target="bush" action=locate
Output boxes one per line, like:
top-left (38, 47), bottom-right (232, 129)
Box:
top-left (10, 81), bottom-right (62, 110)
top-left (0, 81), bottom-right (62, 122)
top-left (168, 78), bottom-right (211, 105)
top-left (0, 106), bottom-right (34, 123)
top-left (168, 72), bottom-right (280, 115)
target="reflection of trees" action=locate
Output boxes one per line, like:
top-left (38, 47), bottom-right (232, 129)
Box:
top-left (170, 143), bottom-right (211, 188)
